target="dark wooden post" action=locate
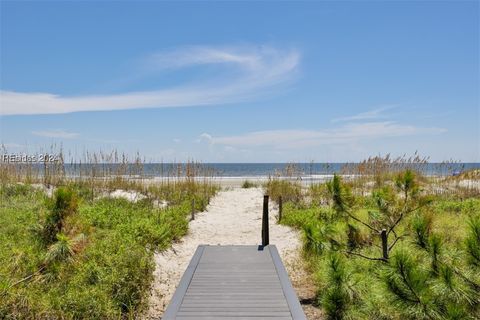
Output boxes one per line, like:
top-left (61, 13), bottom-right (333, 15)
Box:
top-left (191, 199), bottom-right (195, 221)
top-left (381, 229), bottom-right (388, 260)
top-left (278, 196), bottom-right (283, 222)
top-left (262, 195), bottom-right (269, 246)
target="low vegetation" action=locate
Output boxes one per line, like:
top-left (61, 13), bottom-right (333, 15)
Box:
top-left (1, 149), bottom-right (478, 319)
top-left (0, 150), bottom-right (218, 319)
top-left (265, 178), bottom-right (302, 203)
top-left (0, 182), bottom-right (216, 319)
top-left (269, 166), bottom-right (480, 320)
top-left (241, 180), bottom-right (257, 189)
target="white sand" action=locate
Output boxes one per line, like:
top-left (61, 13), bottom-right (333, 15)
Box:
top-left (109, 189), bottom-right (147, 202)
top-left (103, 190), bottom-right (168, 208)
top-left (457, 179), bottom-right (480, 189)
top-left (31, 183), bottom-right (55, 197)
top-left (144, 175), bottom-right (334, 188)
top-left (143, 187), bottom-right (302, 319)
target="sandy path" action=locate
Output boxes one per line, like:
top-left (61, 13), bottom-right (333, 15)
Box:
top-left (143, 187), bottom-right (317, 319)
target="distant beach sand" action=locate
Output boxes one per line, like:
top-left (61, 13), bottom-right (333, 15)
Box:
top-left (142, 174), bottom-right (341, 188)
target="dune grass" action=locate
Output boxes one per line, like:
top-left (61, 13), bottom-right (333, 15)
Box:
top-left (241, 180), bottom-right (257, 189)
top-left (0, 149), bottom-right (218, 319)
top-left (0, 182), bottom-right (214, 319)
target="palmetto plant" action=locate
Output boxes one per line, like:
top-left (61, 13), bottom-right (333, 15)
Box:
top-left (43, 187), bottom-right (78, 244)
top-left (45, 233), bottom-right (86, 265)
top-left (8, 188), bottom-right (84, 289)
top-left (8, 233), bottom-right (85, 288)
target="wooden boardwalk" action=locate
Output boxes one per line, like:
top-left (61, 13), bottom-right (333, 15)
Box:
top-left (162, 245), bottom-right (306, 320)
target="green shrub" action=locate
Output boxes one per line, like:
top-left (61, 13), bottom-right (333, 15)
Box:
top-left (279, 203), bottom-right (319, 228)
top-left (309, 183), bottom-right (329, 206)
top-left (108, 245), bottom-right (154, 313)
top-left (276, 170), bottom-right (480, 319)
top-left (241, 180), bottom-right (256, 188)
top-left (44, 233), bottom-right (76, 265)
top-left (0, 182), bottom-right (215, 319)
top-left (0, 184), bottom-right (32, 198)
top-left (43, 187), bottom-right (78, 244)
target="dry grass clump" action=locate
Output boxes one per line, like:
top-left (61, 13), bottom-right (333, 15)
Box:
top-left (340, 153), bottom-right (429, 195)
top-left (1, 145), bottom-right (219, 203)
top-left (338, 153), bottom-right (478, 199)
top-left (265, 178), bottom-right (303, 203)
top-left (262, 154), bottom-right (478, 209)
top-left (241, 180), bottom-right (257, 189)
top-left (265, 163), bottom-right (304, 203)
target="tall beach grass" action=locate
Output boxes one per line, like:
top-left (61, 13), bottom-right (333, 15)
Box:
top-left (0, 146), bottom-right (219, 319)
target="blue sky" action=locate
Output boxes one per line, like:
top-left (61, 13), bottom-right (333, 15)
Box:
top-left (0, 1), bottom-right (478, 162)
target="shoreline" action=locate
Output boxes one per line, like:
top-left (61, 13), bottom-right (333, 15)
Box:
top-left (8, 174), bottom-right (480, 189)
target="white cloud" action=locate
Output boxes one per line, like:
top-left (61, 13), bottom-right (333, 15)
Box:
top-left (196, 133), bottom-right (213, 144)
top-left (0, 45), bottom-right (300, 116)
top-left (144, 45), bottom-right (265, 70)
top-left (32, 129), bottom-right (79, 139)
top-left (209, 121), bottom-right (446, 149)
top-left (331, 106), bottom-right (397, 123)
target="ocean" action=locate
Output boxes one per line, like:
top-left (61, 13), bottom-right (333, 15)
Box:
top-left (60, 162), bottom-right (480, 178)
top-left (190, 163), bottom-right (480, 177)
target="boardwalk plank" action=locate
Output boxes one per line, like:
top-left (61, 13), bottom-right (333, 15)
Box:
top-left (162, 245), bottom-right (306, 320)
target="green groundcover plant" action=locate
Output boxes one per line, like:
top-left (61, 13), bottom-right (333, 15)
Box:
top-left (275, 170), bottom-right (480, 320)
top-left (0, 182), bottom-right (216, 319)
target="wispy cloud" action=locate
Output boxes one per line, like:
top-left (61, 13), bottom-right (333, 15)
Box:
top-left (144, 45), bottom-right (265, 70)
top-left (331, 106), bottom-right (397, 123)
top-left (1, 45), bottom-right (300, 116)
top-left (209, 121), bottom-right (446, 149)
top-left (32, 129), bottom-right (79, 139)
top-left (195, 133), bottom-right (213, 144)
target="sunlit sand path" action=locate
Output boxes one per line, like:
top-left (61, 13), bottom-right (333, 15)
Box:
top-left (143, 187), bottom-right (319, 319)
